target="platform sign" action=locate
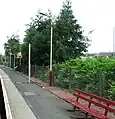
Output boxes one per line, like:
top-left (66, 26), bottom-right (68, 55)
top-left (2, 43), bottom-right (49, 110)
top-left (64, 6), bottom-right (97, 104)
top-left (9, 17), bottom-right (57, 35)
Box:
top-left (16, 52), bottom-right (22, 58)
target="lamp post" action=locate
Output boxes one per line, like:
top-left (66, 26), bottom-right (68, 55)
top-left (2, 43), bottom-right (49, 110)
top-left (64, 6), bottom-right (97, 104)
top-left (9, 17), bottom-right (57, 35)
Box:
top-left (50, 21), bottom-right (53, 87)
top-left (19, 42), bottom-right (22, 71)
top-left (13, 54), bottom-right (15, 69)
top-left (4, 55), bottom-right (7, 66)
top-left (10, 53), bottom-right (11, 68)
top-left (28, 43), bottom-right (31, 83)
top-left (39, 12), bottom-right (53, 87)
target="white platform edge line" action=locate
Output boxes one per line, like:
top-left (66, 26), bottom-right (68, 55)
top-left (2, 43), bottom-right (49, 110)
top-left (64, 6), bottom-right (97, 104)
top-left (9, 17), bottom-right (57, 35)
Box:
top-left (0, 75), bottom-right (13, 119)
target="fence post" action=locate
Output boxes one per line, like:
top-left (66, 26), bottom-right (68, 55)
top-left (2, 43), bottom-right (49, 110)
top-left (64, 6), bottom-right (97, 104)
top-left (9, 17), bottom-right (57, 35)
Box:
top-left (35, 64), bottom-right (36, 77)
top-left (69, 68), bottom-right (72, 91)
top-left (99, 71), bottom-right (102, 96)
top-left (105, 71), bottom-right (109, 97)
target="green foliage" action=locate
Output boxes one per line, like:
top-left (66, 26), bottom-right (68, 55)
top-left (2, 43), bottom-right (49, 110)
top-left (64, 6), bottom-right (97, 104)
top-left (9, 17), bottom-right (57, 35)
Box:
top-left (37, 56), bottom-right (115, 99)
top-left (4, 34), bottom-right (20, 56)
top-left (22, 10), bottom-right (51, 65)
top-left (54, 0), bottom-right (89, 62)
top-left (21, 0), bottom-right (90, 65)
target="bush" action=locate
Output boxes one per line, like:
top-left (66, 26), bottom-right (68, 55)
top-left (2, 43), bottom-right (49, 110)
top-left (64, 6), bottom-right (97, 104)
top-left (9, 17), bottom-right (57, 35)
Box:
top-left (36, 56), bottom-right (115, 99)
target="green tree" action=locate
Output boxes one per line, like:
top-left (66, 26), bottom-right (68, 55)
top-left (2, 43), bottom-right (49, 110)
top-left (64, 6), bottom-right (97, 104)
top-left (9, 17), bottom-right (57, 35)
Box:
top-left (22, 10), bottom-right (51, 65)
top-left (53, 0), bottom-right (89, 62)
top-left (4, 34), bottom-right (20, 67)
top-left (22, 0), bottom-right (90, 66)
top-left (4, 34), bottom-right (20, 55)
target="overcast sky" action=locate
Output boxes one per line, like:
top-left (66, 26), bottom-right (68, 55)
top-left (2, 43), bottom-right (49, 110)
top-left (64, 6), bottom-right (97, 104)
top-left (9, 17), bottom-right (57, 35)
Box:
top-left (0, 0), bottom-right (115, 54)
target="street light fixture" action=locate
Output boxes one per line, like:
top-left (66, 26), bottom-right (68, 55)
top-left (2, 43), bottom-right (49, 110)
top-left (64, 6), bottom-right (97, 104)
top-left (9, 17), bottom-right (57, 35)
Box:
top-left (39, 12), bottom-right (53, 87)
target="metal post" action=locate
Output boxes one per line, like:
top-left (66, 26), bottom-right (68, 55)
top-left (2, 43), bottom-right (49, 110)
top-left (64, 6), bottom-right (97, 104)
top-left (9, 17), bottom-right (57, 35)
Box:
top-left (20, 43), bottom-right (22, 71)
top-left (20, 57), bottom-right (21, 65)
top-left (39, 12), bottom-right (53, 86)
top-left (49, 21), bottom-right (53, 87)
top-left (5, 55), bottom-right (7, 66)
top-left (10, 53), bottom-right (11, 68)
top-left (28, 43), bottom-right (31, 83)
top-left (1, 55), bottom-right (2, 65)
top-left (14, 55), bottom-right (15, 69)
